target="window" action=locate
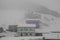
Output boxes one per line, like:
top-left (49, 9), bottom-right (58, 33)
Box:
top-left (29, 28), bottom-right (35, 32)
top-left (21, 28), bottom-right (23, 31)
top-left (18, 28), bottom-right (23, 31)
top-left (25, 33), bottom-right (28, 36)
top-left (30, 33), bottom-right (32, 36)
top-left (23, 32), bottom-right (28, 36)
top-left (24, 28), bottom-right (28, 31)
top-left (21, 33), bottom-right (23, 36)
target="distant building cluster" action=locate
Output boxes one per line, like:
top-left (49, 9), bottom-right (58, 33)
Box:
top-left (0, 19), bottom-right (60, 39)
top-left (0, 19), bottom-right (43, 37)
top-left (0, 18), bottom-right (60, 39)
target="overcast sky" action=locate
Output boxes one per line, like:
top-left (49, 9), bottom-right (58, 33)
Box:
top-left (0, 0), bottom-right (60, 27)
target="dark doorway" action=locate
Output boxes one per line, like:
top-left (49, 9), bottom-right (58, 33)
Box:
top-left (21, 33), bottom-right (23, 36)
top-left (35, 33), bottom-right (43, 36)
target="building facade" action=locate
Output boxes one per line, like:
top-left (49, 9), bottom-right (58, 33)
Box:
top-left (17, 24), bottom-right (36, 36)
top-left (25, 19), bottom-right (40, 28)
top-left (8, 25), bottom-right (17, 32)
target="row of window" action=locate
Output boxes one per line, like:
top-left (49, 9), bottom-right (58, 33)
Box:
top-left (17, 27), bottom-right (35, 31)
top-left (17, 32), bottom-right (35, 36)
top-left (17, 32), bottom-right (43, 36)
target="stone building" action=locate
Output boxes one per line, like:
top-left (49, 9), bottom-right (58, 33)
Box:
top-left (17, 24), bottom-right (36, 36)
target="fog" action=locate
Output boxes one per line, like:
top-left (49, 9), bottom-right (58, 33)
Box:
top-left (0, 0), bottom-right (60, 29)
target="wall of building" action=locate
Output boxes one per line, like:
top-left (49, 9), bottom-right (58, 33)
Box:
top-left (17, 27), bottom-right (35, 36)
top-left (8, 25), bottom-right (17, 32)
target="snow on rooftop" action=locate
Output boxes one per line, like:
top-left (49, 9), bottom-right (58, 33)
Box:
top-left (0, 37), bottom-right (43, 40)
top-left (25, 19), bottom-right (40, 21)
top-left (18, 24), bottom-right (36, 27)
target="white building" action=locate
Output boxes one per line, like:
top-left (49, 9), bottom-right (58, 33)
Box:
top-left (16, 24), bottom-right (36, 36)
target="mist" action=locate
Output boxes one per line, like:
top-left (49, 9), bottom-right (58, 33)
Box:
top-left (0, 0), bottom-right (60, 29)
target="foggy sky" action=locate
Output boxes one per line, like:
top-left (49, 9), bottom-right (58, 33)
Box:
top-left (0, 0), bottom-right (60, 26)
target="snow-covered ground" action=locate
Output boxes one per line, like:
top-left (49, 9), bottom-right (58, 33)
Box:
top-left (0, 36), bottom-right (43, 40)
top-left (0, 31), bottom-right (43, 40)
top-left (0, 31), bottom-right (16, 37)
